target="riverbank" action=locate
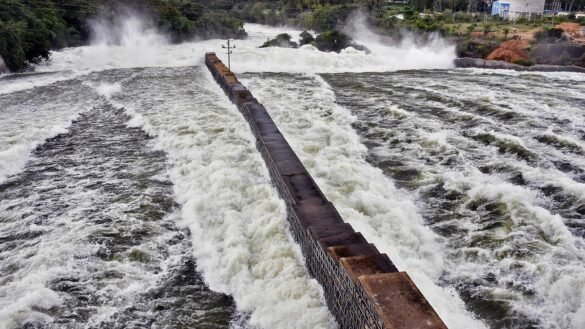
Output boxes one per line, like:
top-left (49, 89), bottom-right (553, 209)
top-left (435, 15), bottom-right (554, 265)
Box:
top-left (454, 57), bottom-right (585, 73)
top-left (0, 0), bottom-right (246, 72)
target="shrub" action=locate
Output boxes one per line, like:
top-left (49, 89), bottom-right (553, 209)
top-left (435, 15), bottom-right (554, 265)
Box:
top-left (195, 11), bottom-right (246, 39)
top-left (311, 4), bottom-right (358, 31)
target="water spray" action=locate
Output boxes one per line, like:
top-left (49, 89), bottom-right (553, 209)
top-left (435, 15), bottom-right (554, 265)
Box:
top-left (0, 55), bottom-right (8, 74)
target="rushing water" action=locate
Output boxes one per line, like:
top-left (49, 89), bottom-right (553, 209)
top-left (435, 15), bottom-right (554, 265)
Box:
top-left (1, 20), bottom-right (584, 329)
top-left (319, 70), bottom-right (585, 329)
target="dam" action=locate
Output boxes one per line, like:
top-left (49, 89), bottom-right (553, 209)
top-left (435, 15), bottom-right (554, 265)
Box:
top-left (205, 52), bottom-right (448, 329)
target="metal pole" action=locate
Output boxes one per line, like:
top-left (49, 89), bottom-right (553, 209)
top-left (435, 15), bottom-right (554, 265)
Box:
top-left (227, 40), bottom-right (231, 70)
top-left (221, 40), bottom-right (236, 71)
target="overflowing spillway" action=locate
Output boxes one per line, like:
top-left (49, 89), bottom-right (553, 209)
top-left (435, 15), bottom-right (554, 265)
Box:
top-left (1, 22), bottom-right (584, 329)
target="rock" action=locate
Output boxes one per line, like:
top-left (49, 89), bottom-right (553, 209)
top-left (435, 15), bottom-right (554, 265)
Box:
top-left (259, 33), bottom-right (298, 49)
top-left (299, 31), bottom-right (314, 46)
top-left (454, 57), bottom-right (585, 73)
top-left (531, 44), bottom-right (585, 66)
top-left (314, 30), bottom-right (370, 54)
top-left (454, 57), bottom-right (528, 70)
top-left (530, 64), bottom-right (585, 73)
top-left (314, 30), bottom-right (352, 53)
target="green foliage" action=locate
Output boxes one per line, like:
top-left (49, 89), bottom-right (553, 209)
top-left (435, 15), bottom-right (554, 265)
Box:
top-left (404, 8), bottom-right (418, 21)
top-left (310, 4), bottom-right (358, 31)
top-left (0, 21), bottom-right (26, 71)
top-left (456, 39), bottom-right (498, 58)
top-left (194, 11), bottom-right (246, 39)
top-left (414, 16), bottom-right (441, 32)
top-left (0, 0), bottom-right (72, 71)
top-left (229, 2), bottom-right (287, 26)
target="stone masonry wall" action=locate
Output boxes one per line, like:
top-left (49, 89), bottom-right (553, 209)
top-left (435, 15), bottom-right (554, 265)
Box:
top-left (205, 53), bottom-right (448, 329)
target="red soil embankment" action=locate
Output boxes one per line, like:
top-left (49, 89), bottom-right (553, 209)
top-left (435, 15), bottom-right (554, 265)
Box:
top-left (556, 22), bottom-right (583, 37)
top-left (486, 40), bottom-right (531, 62)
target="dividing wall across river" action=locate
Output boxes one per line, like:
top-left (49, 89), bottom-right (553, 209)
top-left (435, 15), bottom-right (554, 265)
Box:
top-left (205, 52), bottom-right (448, 329)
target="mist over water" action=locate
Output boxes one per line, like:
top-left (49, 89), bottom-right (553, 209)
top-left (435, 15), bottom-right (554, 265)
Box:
top-left (0, 56), bottom-right (8, 74)
top-left (1, 13), bottom-right (584, 329)
top-left (342, 11), bottom-right (456, 70)
top-left (25, 12), bottom-right (456, 75)
top-left (89, 14), bottom-right (169, 47)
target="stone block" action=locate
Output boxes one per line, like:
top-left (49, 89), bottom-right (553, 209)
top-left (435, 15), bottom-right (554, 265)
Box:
top-left (340, 254), bottom-right (398, 283)
top-left (308, 223), bottom-right (355, 240)
top-left (328, 243), bottom-right (380, 261)
top-left (319, 232), bottom-right (367, 249)
top-left (359, 272), bottom-right (447, 329)
top-left (275, 159), bottom-right (306, 176)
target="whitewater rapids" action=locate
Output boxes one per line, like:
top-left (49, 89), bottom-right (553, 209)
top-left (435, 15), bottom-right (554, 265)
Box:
top-left (1, 19), bottom-right (584, 329)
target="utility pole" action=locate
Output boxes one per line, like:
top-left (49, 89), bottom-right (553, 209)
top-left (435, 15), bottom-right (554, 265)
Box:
top-left (221, 40), bottom-right (235, 71)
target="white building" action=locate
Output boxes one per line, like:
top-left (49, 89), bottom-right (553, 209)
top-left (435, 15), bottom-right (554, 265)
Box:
top-left (492, 0), bottom-right (545, 20)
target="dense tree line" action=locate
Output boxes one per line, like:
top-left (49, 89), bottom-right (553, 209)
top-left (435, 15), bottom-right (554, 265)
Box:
top-left (0, 0), bottom-right (245, 72)
top-left (229, 0), bottom-right (381, 31)
top-left (1, 0), bottom-right (584, 71)
top-left (406, 0), bottom-right (585, 12)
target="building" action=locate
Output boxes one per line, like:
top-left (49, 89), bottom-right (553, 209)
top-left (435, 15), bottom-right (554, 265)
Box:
top-left (492, 0), bottom-right (545, 20)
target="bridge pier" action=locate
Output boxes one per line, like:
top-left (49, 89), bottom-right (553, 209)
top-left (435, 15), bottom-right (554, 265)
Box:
top-left (205, 52), bottom-right (448, 329)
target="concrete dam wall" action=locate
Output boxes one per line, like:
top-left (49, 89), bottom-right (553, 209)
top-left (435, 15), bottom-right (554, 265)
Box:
top-left (205, 52), bottom-right (448, 329)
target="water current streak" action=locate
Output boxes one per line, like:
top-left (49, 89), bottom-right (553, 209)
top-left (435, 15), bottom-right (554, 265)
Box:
top-left (323, 70), bottom-right (585, 329)
top-left (0, 104), bottom-right (235, 328)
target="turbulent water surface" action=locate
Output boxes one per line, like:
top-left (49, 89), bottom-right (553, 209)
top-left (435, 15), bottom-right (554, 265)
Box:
top-left (1, 21), bottom-right (584, 329)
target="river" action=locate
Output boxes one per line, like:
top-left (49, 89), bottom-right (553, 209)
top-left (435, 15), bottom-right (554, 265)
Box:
top-left (0, 21), bottom-right (584, 329)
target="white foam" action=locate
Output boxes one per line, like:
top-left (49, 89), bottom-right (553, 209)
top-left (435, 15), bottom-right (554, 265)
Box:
top-left (2, 16), bottom-right (583, 328)
top-left (112, 67), bottom-right (335, 329)
top-left (241, 73), bottom-right (486, 328)
top-left (0, 109), bottom-right (81, 184)
top-left (327, 68), bottom-right (585, 328)
top-left (0, 71), bottom-right (85, 95)
top-left (0, 55), bottom-right (9, 74)
top-left (94, 82), bottom-right (122, 99)
top-left (26, 15), bottom-right (456, 75)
